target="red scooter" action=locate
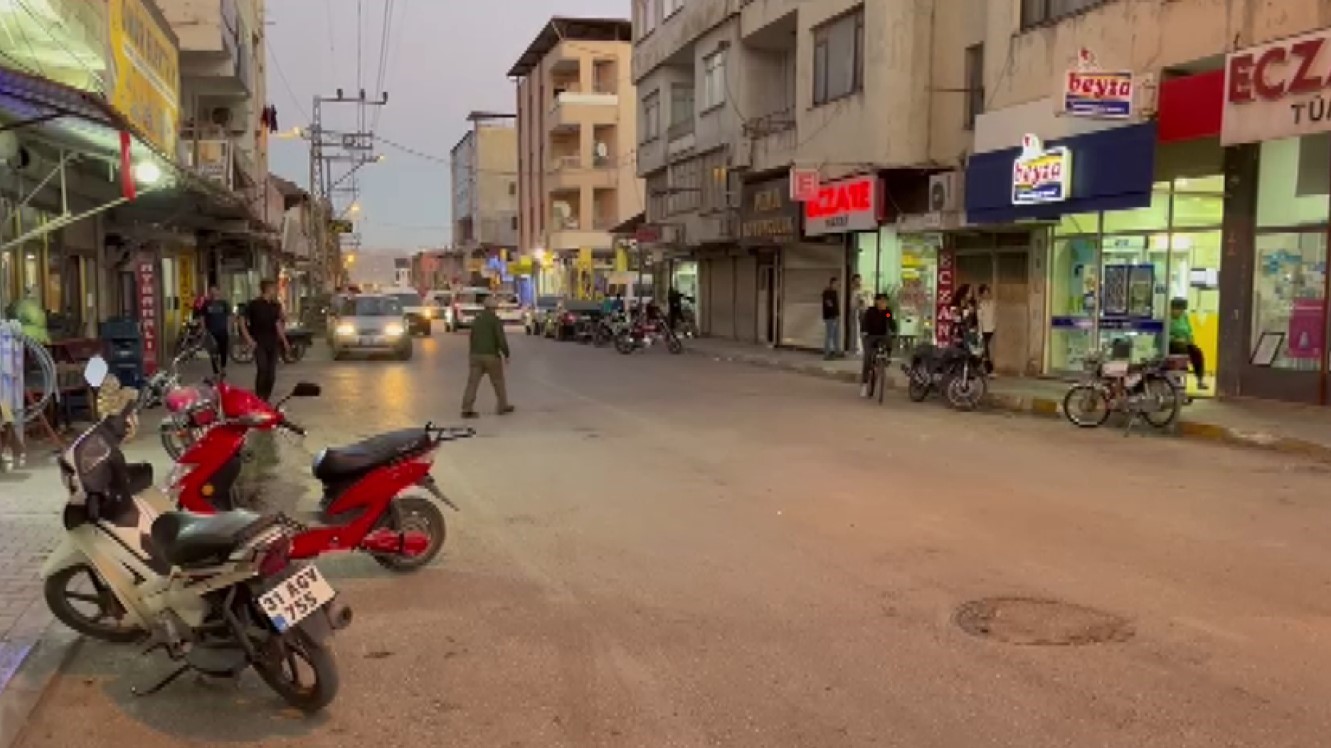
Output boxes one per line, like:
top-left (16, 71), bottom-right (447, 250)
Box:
top-left (167, 379), bottom-right (474, 571)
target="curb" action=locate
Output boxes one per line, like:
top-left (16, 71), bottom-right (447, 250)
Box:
top-left (0, 623), bottom-right (80, 748)
top-left (688, 347), bottom-right (1331, 463)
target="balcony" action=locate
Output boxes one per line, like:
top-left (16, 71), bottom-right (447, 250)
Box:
top-left (547, 155), bottom-right (619, 192)
top-left (548, 89), bottom-right (619, 131)
top-left (159, 0), bottom-right (252, 97)
top-left (743, 107), bottom-right (796, 172)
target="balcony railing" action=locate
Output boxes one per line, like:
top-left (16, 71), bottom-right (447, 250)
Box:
top-left (549, 155), bottom-right (618, 172)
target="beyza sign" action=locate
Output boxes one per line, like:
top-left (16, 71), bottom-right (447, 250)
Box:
top-left (1223, 28), bottom-right (1331, 145)
top-left (803, 176), bottom-right (881, 235)
top-left (1011, 134), bottom-right (1072, 205)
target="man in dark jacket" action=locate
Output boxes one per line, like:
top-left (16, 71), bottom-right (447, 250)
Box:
top-left (860, 293), bottom-right (897, 397)
top-left (821, 276), bottom-right (840, 359)
top-left (198, 285), bottom-right (231, 374)
top-left (239, 280), bottom-right (288, 401)
top-left (461, 296), bottom-right (515, 418)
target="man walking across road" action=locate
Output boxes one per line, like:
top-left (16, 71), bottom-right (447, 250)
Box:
top-left (239, 280), bottom-right (288, 401)
top-left (821, 276), bottom-right (841, 360)
top-left (461, 296), bottom-right (515, 419)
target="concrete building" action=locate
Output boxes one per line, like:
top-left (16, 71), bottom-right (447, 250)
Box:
top-left (632, 0), bottom-right (963, 352)
top-left (509, 17), bottom-right (643, 298)
top-left (450, 112), bottom-right (519, 254)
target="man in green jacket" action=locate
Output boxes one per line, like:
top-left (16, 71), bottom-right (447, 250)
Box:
top-left (461, 296), bottom-right (515, 418)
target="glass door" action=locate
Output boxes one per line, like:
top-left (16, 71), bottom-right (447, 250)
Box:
top-left (1049, 236), bottom-right (1098, 372)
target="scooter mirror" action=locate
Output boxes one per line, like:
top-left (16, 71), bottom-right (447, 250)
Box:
top-left (291, 382), bottom-right (321, 397)
top-left (83, 356), bottom-right (109, 387)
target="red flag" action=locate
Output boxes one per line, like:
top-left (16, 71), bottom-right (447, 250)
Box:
top-left (119, 130), bottom-right (136, 201)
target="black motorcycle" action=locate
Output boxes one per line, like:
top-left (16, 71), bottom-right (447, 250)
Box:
top-left (902, 334), bottom-right (988, 411)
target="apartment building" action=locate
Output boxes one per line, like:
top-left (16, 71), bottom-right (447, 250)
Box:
top-left (961, 0), bottom-right (1331, 406)
top-left (633, 0), bottom-right (957, 352)
top-left (450, 112), bottom-right (519, 255)
top-left (509, 17), bottom-right (643, 298)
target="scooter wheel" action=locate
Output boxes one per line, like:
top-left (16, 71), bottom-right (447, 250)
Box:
top-left (252, 627), bottom-right (340, 714)
top-left (44, 565), bottom-right (142, 643)
top-left (372, 495), bottom-right (447, 572)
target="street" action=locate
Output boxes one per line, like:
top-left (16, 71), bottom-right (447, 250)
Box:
top-left (12, 331), bottom-right (1331, 748)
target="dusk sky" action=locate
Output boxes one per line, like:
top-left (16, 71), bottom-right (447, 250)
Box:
top-left (265, 0), bottom-right (631, 253)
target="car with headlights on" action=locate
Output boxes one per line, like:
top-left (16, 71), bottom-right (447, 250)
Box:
top-left (328, 294), bottom-right (413, 361)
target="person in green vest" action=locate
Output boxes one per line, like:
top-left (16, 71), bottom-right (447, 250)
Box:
top-left (1168, 298), bottom-right (1206, 390)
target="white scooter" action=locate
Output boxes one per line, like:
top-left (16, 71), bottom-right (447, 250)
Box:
top-left (40, 356), bottom-right (351, 713)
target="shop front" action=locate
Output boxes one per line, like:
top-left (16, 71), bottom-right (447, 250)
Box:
top-left (1218, 29), bottom-right (1331, 404)
top-left (731, 174), bottom-right (798, 346)
top-left (968, 122), bottom-right (1225, 391)
top-left (802, 173), bottom-right (885, 352)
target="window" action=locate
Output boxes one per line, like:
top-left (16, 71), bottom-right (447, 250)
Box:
top-left (664, 0), bottom-right (684, 18)
top-left (508, 181), bottom-right (516, 196)
top-left (667, 157), bottom-right (700, 214)
top-left (636, 0), bottom-right (659, 37)
top-left (963, 44), bottom-right (984, 130)
top-left (702, 50), bottom-right (726, 110)
top-left (646, 172), bottom-right (668, 221)
top-left (1020, 0), bottom-right (1107, 29)
top-left (812, 9), bottom-right (864, 106)
top-left (1251, 232), bottom-right (1326, 370)
top-left (642, 90), bottom-right (661, 141)
top-left (669, 83), bottom-right (694, 132)
top-left (700, 150), bottom-right (729, 212)
top-left (510, 216), bottom-right (518, 231)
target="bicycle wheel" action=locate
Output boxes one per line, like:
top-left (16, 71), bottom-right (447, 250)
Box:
top-left (875, 359), bottom-right (886, 404)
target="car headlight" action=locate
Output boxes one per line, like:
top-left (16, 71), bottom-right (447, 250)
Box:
top-left (335, 323), bottom-right (355, 336)
top-left (384, 323), bottom-right (405, 337)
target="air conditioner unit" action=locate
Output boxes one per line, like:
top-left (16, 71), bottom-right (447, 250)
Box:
top-left (928, 171), bottom-right (963, 213)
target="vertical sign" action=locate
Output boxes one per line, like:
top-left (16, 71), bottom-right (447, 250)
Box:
top-left (136, 257), bottom-right (158, 375)
top-left (935, 247), bottom-right (955, 345)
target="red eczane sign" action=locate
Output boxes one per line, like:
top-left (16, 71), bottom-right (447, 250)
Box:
top-left (802, 176), bottom-right (881, 235)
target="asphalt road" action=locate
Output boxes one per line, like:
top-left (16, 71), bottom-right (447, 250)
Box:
top-left (14, 330), bottom-right (1331, 748)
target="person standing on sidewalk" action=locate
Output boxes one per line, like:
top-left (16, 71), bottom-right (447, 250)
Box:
top-left (461, 296), bottom-right (515, 419)
top-left (847, 274), bottom-right (865, 357)
top-left (239, 280), bottom-right (288, 401)
top-left (822, 276), bottom-right (841, 359)
top-left (199, 285), bottom-right (232, 375)
top-left (977, 284), bottom-right (997, 375)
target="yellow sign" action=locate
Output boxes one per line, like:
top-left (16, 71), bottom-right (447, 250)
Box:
top-left (576, 247), bottom-right (593, 270)
top-left (108, 0), bottom-right (180, 155)
top-left (614, 248), bottom-right (628, 272)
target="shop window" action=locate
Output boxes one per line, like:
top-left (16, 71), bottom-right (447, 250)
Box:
top-left (1171, 175), bottom-right (1224, 229)
top-left (1257, 134), bottom-right (1330, 228)
top-left (896, 233), bottom-right (941, 345)
top-left (1251, 232), bottom-right (1326, 370)
top-left (1020, 0), bottom-right (1104, 29)
top-left (1048, 237), bottom-right (1098, 371)
top-left (1100, 182), bottom-right (1170, 233)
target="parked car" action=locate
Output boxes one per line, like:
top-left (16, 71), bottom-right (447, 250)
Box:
top-left (328, 294), bottom-right (413, 360)
top-left (548, 300), bottom-right (602, 342)
top-left (526, 295), bottom-right (562, 336)
top-left (384, 288), bottom-right (433, 336)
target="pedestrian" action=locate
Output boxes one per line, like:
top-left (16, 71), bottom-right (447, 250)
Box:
top-left (847, 274), bottom-right (865, 356)
top-left (198, 285), bottom-right (232, 375)
top-left (976, 284), bottom-right (996, 375)
top-left (239, 280), bottom-right (288, 401)
top-left (461, 296), bottom-right (515, 418)
top-left (821, 276), bottom-right (841, 360)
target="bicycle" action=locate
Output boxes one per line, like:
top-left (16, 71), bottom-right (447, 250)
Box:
top-left (866, 338), bottom-right (892, 405)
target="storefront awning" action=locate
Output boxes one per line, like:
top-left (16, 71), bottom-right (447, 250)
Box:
top-left (1, 66), bottom-right (266, 249)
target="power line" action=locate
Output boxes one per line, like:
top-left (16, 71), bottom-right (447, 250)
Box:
top-left (266, 37), bottom-right (309, 122)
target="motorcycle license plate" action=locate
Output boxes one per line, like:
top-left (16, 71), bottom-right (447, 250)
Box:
top-left (257, 565), bottom-right (336, 632)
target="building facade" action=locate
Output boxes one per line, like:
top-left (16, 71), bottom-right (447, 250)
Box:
top-left (450, 112), bottom-right (519, 254)
top-left (510, 17), bottom-right (643, 299)
top-left (962, 0), bottom-right (1331, 405)
top-left (632, 0), bottom-right (960, 353)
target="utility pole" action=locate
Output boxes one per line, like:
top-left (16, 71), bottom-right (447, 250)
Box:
top-left (306, 87), bottom-right (387, 292)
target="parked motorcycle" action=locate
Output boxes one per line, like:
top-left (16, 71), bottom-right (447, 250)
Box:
top-left (43, 357), bottom-right (350, 712)
top-left (593, 312), bottom-right (630, 347)
top-left (1062, 351), bottom-right (1188, 432)
top-left (614, 313), bottom-right (684, 355)
top-left (902, 335), bottom-right (988, 411)
top-left (168, 378), bottom-right (474, 572)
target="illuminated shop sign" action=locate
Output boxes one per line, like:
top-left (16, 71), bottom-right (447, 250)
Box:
top-left (1011, 134), bottom-right (1072, 206)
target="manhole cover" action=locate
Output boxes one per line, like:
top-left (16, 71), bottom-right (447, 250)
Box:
top-left (954, 597), bottom-right (1133, 646)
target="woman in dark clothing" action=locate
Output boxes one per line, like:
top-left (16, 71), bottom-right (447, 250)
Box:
top-left (948, 284), bottom-right (978, 345)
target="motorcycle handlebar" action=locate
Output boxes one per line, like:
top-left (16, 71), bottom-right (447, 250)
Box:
top-left (281, 419), bottom-right (307, 437)
top-left (424, 423), bottom-right (476, 441)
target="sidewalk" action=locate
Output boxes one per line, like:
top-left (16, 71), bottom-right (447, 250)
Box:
top-left (684, 337), bottom-right (1331, 462)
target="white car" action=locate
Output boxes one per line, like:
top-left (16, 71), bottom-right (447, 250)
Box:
top-left (425, 291), bottom-right (456, 331)
top-left (450, 288), bottom-right (523, 329)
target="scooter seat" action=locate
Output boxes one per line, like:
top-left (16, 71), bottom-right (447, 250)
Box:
top-left (311, 428), bottom-right (431, 483)
top-left (150, 510), bottom-right (276, 568)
